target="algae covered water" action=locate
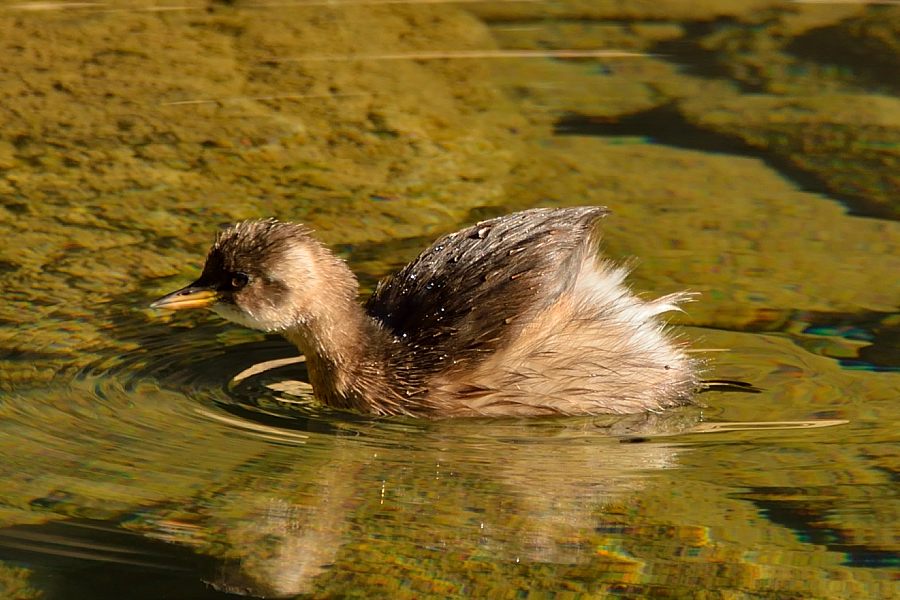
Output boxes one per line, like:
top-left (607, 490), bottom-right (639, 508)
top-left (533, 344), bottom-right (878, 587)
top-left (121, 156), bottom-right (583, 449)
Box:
top-left (0, 1), bottom-right (897, 598)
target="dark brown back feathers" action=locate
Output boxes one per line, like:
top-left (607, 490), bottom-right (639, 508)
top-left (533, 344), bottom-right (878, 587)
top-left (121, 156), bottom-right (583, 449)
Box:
top-left (366, 207), bottom-right (609, 376)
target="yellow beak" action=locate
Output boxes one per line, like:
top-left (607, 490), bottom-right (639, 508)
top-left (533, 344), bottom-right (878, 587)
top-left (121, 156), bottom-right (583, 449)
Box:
top-left (150, 285), bottom-right (218, 310)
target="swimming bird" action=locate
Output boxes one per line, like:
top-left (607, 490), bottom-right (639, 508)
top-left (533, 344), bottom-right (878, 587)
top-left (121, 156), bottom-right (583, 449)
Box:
top-left (151, 206), bottom-right (706, 417)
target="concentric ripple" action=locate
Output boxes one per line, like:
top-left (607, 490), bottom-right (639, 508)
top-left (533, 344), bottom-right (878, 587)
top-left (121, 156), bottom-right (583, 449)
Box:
top-left (70, 316), bottom-right (356, 435)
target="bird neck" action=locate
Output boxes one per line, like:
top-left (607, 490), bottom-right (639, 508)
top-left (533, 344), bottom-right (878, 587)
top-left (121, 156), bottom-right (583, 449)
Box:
top-left (282, 298), bottom-right (394, 414)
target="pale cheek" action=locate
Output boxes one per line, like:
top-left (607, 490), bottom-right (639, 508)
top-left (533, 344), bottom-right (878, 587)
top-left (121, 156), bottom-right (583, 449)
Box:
top-left (254, 305), bottom-right (298, 332)
top-left (212, 303), bottom-right (292, 332)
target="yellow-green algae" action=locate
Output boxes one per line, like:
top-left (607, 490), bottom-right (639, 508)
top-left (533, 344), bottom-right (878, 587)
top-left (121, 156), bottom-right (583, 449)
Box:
top-left (0, 0), bottom-right (898, 388)
top-left (0, 564), bottom-right (41, 600)
top-left (0, 0), bottom-right (897, 597)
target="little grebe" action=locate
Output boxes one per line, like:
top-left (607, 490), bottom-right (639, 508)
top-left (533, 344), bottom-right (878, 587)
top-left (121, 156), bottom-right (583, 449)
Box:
top-left (152, 207), bottom-right (705, 417)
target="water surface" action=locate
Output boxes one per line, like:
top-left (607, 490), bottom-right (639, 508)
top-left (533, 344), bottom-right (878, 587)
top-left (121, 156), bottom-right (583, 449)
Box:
top-left (0, 1), bottom-right (897, 598)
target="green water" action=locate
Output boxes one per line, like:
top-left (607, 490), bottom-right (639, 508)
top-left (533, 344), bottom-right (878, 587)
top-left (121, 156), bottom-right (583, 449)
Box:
top-left (0, 1), bottom-right (897, 598)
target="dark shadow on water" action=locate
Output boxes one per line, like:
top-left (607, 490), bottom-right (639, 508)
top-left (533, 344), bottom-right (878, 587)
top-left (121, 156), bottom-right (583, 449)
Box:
top-left (554, 105), bottom-right (892, 220)
top-left (0, 519), bottom-right (254, 599)
top-left (740, 488), bottom-right (900, 569)
top-left (651, 18), bottom-right (767, 93)
top-left (787, 19), bottom-right (900, 97)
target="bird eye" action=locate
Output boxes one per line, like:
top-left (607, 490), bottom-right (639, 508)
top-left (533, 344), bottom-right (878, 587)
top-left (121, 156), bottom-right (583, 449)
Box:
top-left (230, 272), bottom-right (250, 290)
